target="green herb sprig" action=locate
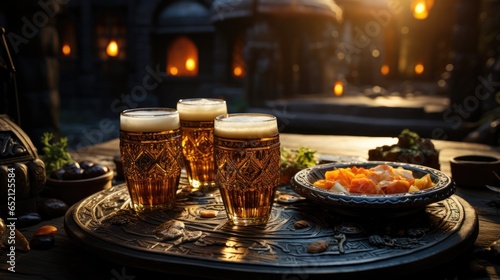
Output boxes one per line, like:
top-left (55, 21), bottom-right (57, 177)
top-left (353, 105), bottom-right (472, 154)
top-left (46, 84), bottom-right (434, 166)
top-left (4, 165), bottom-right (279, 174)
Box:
top-left (40, 132), bottom-right (74, 176)
top-left (280, 147), bottom-right (317, 172)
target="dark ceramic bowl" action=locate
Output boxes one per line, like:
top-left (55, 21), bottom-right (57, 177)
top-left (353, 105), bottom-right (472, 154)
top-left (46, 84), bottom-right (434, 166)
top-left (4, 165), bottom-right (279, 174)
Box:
top-left (450, 155), bottom-right (500, 188)
top-left (291, 161), bottom-right (455, 217)
top-left (45, 169), bottom-right (114, 205)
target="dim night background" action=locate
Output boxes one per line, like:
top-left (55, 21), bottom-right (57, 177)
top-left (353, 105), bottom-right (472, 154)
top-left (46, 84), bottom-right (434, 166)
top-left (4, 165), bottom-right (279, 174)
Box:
top-left (0, 0), bottom-right (499, 152)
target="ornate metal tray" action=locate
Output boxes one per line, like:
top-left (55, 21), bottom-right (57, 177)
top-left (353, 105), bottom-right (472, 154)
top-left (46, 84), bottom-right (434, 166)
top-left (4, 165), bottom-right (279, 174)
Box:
top-left (65, 178), bottom-right (477, 279)
top-left (291, 161), bottom-right (456, 217)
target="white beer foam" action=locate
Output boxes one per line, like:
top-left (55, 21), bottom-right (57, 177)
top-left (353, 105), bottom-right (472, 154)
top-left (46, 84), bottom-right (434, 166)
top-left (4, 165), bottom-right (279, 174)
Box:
top-left (177, 99), bottom-right (227, 121)
top-left (214, 114), bottom-right (278, 138)
top-left (121, 109), bottom-right (180, 132)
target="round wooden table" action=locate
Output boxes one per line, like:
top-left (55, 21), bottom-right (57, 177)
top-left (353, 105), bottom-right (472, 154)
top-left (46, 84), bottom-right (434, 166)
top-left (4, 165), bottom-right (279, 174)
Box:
top-left (64, 180), bottom-right (478, 279)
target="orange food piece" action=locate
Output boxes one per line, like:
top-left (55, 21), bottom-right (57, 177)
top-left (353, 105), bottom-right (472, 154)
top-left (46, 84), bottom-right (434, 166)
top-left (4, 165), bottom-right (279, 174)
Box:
top-left (336, 169), bottom-right (355, 186)
top-left (313, 179), bottom-right (335, 189)
top-left (384, 180), bottom-right (410, 194)
top-left (412, 173), bottom-right (434, 190)
top-left (354, 167), bottom-right (371, 177)
top-left (325, 170), bottom-right (339, 180)
top-left (350, 178), bottom-right (378, 194)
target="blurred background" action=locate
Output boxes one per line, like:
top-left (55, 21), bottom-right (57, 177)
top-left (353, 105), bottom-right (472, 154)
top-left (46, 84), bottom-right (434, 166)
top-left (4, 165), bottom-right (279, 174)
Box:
top-left (0, 0), bottom-right (499, 151)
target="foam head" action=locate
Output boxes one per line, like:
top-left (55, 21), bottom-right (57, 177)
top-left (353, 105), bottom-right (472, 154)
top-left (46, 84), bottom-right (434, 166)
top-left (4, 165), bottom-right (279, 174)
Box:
top-left (214, 113), bottom-right (278, 138)
top-left (177, 98), bottom-right (227, 121)
top-left (120, 108), bottom-right (180, 132)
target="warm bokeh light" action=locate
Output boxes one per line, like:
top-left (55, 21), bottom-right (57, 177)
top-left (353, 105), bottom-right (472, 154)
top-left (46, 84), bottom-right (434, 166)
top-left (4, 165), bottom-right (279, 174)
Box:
top-left (333, 81), bottom-right (344, 96)
top-left (106, 40), bottom-right (119, 57)
top-left (62, 43), bottom-right (71, 56)
top-left (381, 65), bottom-right (390, 76)
top-left (185, 58), bottom-right (196, 71)
top-left (233, 66), bottom-right (243, 77)
top-left (169, 67), bottom-right (178, 76)
top-left (412, 0), bottom-right (434, 20)
top-left (415, 2), bottom-right (427, 17)
top-left (415, 63), bottom-right (425, 75)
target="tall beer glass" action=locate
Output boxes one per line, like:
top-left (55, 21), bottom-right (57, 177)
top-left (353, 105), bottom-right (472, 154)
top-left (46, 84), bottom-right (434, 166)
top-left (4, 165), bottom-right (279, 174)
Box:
top-left (177, 98), bottom-right (227, 189)
top-left (120, 108), bottom-right (182, 212)
top-left (214, 113), bottom-right (280, 226)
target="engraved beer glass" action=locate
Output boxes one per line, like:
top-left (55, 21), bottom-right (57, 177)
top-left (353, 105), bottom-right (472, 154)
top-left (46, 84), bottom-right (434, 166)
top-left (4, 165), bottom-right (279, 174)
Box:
top-left (177, 98), bottom-right (227, 190)
top-left (214, 113), bottom-right (280, 226)
top-left (120, 108), bottom-right (183, 212)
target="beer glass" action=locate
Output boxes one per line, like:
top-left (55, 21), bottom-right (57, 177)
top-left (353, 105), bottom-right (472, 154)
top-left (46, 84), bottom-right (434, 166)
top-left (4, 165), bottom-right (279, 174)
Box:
top-left (120, 108), bottom-right (183, 212)
top-left (177, 98), bottom-right (227, 189)
top-left (214, 113), bottom-right (280, 226)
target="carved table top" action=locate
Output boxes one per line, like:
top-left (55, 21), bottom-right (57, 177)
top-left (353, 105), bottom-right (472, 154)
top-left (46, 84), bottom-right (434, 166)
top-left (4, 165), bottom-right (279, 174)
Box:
top-left (64, 175), bottom-right (478, 279)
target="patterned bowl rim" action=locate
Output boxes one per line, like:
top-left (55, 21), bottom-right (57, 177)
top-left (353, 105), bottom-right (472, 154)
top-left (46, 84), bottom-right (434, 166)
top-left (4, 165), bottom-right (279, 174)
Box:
top-left (291, 161), bottom-right (456, 209)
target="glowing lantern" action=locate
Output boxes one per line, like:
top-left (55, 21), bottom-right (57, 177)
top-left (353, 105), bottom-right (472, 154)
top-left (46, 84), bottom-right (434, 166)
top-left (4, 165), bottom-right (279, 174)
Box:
top-left (333, 81), bottom-right (344, 96)
top-left (185, 58), bottom-right (196, 71)
top-left (411, 0), bottom-right (434, 20)
top-left (169, 67), bottom-right (179, 76)
top-left (381, 65), bottom-right (390, 76)
top-left (62, 43), bottom-right (71, 56)
top-left (106, 40), bottom-right (119, 57)
top-left (415, 63), bottom-right (424, 75)
top-left (233, 66), bottom-right (243, 77)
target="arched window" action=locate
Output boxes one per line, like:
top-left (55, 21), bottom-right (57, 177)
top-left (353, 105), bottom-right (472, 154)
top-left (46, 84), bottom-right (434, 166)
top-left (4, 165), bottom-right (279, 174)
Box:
top-left (167, 36), bottom-right (198, 76)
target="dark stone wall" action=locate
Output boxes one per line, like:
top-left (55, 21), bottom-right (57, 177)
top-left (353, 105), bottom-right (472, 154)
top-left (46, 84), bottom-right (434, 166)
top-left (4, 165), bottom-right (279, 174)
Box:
top-left (0, 0), bottom-right (63, 149)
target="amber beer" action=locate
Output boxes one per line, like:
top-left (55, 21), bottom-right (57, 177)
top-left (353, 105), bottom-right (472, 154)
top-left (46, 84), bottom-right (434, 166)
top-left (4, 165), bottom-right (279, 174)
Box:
top-left (214, 113), bottom-right (280, 226)
top-left (177, 99), bottom-right (227, 189)
top-left (120, 108), bottom-right (183, 212)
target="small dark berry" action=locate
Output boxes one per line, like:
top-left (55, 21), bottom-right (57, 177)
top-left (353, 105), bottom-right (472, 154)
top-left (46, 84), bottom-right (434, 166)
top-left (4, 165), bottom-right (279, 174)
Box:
top-left (79, 160), bottom-right (94, 169)
top-left (51, 169), bottom-right (66, 180)
top-left (62, 168), bottom-right (85, 180)
top-left (62, 162), bottom-right (80, 171)
top-left (84, 164), bottom-right (109, 178)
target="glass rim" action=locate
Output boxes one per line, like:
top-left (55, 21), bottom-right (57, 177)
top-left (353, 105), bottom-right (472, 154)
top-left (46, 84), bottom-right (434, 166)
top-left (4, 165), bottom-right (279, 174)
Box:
top-left (177, 98), bottom-right (226, 106)
top-left (214, 113), bottom-right (276, 122)
top-left (121, 107), bottom-right (178, 117)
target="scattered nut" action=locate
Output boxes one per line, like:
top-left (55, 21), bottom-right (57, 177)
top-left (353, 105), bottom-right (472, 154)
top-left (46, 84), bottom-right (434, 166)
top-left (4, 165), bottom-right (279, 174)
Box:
top-left (154, 221), bottom-right (185, 241)
top-left (294, 220), bottom-right (310, 229)
top-left (184, 230), bottom-right (202, 242)
top-left (307, 240), bottom-right (329, 253)
top-left (199, 210), bottom-right (218, 218)
top-left (34, 225), bottom-right (58, 236)
top-left (277, 194), bottom-right (300, 204)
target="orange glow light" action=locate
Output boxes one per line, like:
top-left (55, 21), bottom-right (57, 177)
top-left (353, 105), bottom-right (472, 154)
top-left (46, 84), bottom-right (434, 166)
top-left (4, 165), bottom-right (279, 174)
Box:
top-left (381, 65), bottom-right (390, 76)
top-left (185, 58), bottom-right (196, 71)
top-left (106, 40), bottom-right (119, 57)
top-left (415, 63), bottom-right (424, 75)
top-left (169, 67), bottom-right (179, 76)
top-left (62, 43), bottom-right (71, 56)
top-left (411, 0), bottom-right (434, 20)
top-left (333, 81), bottom-right (344, 96)
top-left (233, 66), bottom-right (243, 77)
